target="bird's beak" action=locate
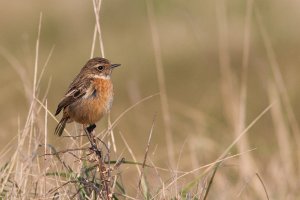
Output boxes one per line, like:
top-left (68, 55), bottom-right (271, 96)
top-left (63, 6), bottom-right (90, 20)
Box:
top-left (111, 64), bottom-right (121, 69)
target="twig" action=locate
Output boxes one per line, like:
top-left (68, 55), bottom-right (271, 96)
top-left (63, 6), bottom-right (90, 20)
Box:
top-left (85, 125), bottom-right (112, 199)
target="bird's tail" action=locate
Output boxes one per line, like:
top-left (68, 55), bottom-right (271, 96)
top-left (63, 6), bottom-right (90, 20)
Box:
top-left (55, 117), bottom-right (68, 136)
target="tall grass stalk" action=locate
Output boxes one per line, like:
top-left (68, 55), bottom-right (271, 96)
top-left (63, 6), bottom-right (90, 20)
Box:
top-left (145, 0), bottom-right (175, 168)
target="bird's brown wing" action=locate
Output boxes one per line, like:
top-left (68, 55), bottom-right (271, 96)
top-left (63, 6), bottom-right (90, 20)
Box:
top-left (55, 78), bottom-right (92, 116)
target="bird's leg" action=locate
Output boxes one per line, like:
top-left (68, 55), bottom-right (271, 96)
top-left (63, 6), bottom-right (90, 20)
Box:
top-left (86, 124), bottom-right (96, 134)
top-left (85, 124), bottom-right (100, 156)
top-left (85, 124), bottom-right (98, 152)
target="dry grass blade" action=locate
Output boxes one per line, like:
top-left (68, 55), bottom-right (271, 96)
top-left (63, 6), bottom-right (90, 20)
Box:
top-left (0, 13), bottom-right (45, 197)
top-left (138, 114), bottom-right (156, 197)
top-left (217, 103), bottom-right (273, 162)
top-left (254, 6), bottom-right (300, 139)
top-left (236, 0), bottom-right (255, 178)
top-left (119, 131), bottom-right (141, 176)
top-left (145, 0), bottom-right (175, 168)
top-left (202, 161), bottom-right (222, 200)
top-left (33, 12), bottom-right (42, 99)
top-left (151, 149), bottom-right (256, 200)
top-left (92, 0), bottom-right (105, 58)
top-left (255, 6), bottom-right (300, 181)
top-left (88, 93), bottom-right (160, 146)
top-left (216, 0), bottom-right (238, 123)
top-left (36, 45), bottom-right (55, 88)
top-left (43, 100), bottom-right (48, 197)
top-left (109, 93), bottom-right (159, 130)
top-left (255, 173), bottom-right (270, 200)
top-left (0, 46), bottom-right (32, 100)
top-left (152, 103), bottom-right (272, 199)
top-left (267, 82), bottom-right (295, 190)
top-left (90, 0), bottom-right (102, 58)
top-left (35, 98), bottom-right (76, 141)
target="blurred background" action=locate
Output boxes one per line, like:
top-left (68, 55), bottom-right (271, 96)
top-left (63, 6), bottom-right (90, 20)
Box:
top-left (1, 0), bottom-right (300, 198)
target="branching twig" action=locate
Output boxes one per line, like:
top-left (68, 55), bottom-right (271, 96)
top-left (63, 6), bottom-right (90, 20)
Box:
top-left (85, 124), bottom-right (112, 199)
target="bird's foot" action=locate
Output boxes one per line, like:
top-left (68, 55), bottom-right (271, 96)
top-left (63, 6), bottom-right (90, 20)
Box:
top-left (86, 124), bottom-right (96, 134)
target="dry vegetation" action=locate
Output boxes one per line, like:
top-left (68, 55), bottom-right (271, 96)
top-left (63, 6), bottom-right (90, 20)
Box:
top-left (1, 0), bottom-right (300, 199)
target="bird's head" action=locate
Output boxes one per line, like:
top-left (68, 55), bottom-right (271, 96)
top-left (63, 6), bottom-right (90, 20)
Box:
top-left (82, 57), bottom-right (121, 79)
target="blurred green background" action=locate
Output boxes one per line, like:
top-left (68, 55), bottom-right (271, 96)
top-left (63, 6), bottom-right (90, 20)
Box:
top-left (1, 0), bottom-right (300, 197)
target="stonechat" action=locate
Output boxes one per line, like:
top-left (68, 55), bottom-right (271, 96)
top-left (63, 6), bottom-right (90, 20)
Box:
top-left (54, 57), bottom-right (121, 136)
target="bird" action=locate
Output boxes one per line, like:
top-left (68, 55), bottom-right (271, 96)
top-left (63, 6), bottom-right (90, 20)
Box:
top-left (54, 57), bottom-right (121, 136)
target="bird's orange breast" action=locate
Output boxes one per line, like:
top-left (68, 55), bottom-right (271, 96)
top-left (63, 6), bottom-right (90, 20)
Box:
top-left (68, 78), bottom-right (113, 125)
top-left (93, 78), bottom-right (114, 112)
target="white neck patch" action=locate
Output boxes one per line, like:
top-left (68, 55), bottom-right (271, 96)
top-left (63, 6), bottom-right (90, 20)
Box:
top-left (92, 74), bottom-right (111, 80)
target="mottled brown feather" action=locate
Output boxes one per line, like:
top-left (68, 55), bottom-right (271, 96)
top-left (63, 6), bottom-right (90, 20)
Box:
top-left (54, 57), bottom-right (120, 136)
top-left (55, 78), bottom-right (92, 115)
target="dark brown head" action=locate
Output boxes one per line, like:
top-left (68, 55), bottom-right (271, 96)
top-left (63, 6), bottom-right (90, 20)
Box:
top-left (82, 57), bottom-right (121, 79)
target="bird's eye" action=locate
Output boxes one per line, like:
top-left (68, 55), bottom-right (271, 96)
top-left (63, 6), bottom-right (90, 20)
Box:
top-left (97, 65), bottom-right (104, 71)
top-left (73, 90), bottom-right (81, 98)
